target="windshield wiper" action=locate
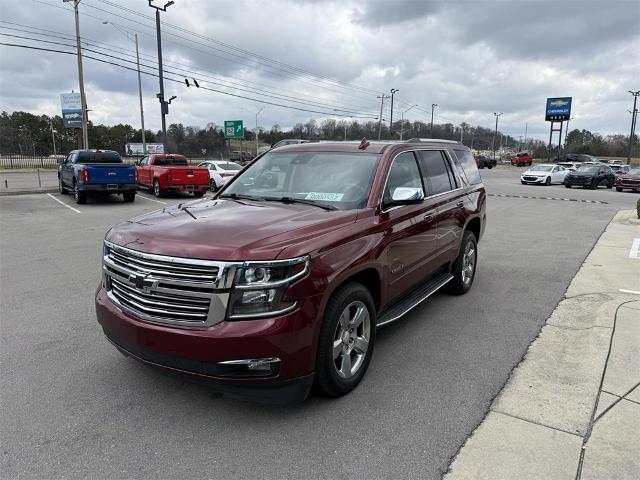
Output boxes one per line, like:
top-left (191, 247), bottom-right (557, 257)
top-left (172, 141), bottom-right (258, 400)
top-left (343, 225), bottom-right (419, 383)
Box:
top-left (219, 193), bottom-right (264, 202)
top-left (263, 196), bottom-right (337, 211)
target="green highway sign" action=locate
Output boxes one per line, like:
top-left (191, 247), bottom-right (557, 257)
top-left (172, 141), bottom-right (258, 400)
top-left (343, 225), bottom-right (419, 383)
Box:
top-left (224, 120), bottom-right (244, 139)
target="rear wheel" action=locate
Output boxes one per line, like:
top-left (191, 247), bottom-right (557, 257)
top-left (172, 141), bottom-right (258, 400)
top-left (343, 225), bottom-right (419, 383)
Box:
top-left (123, 191), bottom-right (136, 203)
top-left (210, 179), bottom-right (219, 191)
top-left (73, 181), bottom-right (86, 204)
top-left (487, 164), bottom-right (493, 169)
top-left (446, 231), bottom-right (477, 295)
top-left (193, 191), bottom-right (205, 198)
top-left (616, 187), bottom-right (623, 192)
top-left (315, 283), bottom-right (375, 398)
top-left (153, 179), bottom-right (164, 198)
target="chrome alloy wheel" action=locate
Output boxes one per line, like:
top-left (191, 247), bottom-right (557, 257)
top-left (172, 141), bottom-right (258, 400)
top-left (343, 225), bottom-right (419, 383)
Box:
top-left (461, 241), bottom-right (476, 286)
top-left (333, 301), bottom-right (371, 379)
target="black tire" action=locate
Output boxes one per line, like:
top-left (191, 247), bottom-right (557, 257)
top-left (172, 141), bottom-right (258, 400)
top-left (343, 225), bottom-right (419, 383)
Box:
top-left (73, 181), bottom-right (86, 204)
top-left (153, 179), bottom-right (164, 198)
top-left (590, 179), bottom-right (597, 190)
top-left (616, 187), bottom-right (623, 192)
top-left (565, 183), bottom-right (572, 188)
top-left (446, 230), bottom-right (478, 295)
top-left (123, 191), bottom-right (136, 203)
top-left (606, 181), bottom-right (613, 189)
top-left (315, 283), bottom-right (376, 398)
top-left (58, 176), bottom-right (68, 194)
top-left (487, 164), bottom-right (493, 169)
top-left (193, 191), bottom-right (205, 198)
top-left (210, 179), bottom-right (219, 192)
top-left (545, 176), bottom-right (551, 186)
top-left (521, 180), bottom-right (526, 185)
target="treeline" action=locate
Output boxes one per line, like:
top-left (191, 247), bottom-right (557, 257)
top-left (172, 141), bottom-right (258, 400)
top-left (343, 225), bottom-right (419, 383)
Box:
top-left (1, 110), bottom-right (634, 158)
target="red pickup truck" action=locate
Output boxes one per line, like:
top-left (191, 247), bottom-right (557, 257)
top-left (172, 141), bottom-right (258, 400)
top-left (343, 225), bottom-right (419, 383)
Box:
top-left (511, 151), bottom-right (533, 166)
top-left (136, 154), bottom-right (209, 197)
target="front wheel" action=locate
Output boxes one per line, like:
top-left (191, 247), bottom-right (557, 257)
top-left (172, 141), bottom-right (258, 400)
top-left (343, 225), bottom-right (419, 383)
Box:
top-left (616, 187), bottom-right (623, 192)
top-left (565, 182), bottom-right (572, 188)
top-left (590, 179), bottom-right (597, 190)
top-left (606, 181), bottom-right (613, 189)
top-left (315, 283), bottom-right (376, 398)
top-left (487, 164), bottom-right (493, 169)
top-left (193, 191), bottom-right (205, 198)
top-left (545, 176), bottom-right (551, 186)
top-left (521, 180), bottom-right (526, 185)
top-left (446, 230), bottom-right (477, 295)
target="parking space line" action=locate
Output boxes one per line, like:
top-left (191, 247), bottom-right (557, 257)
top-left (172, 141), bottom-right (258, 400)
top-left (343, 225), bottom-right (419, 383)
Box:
top-left (629, 238), bottom-right (640, 259)
top-left (619, 289), bottom-right (640, 295)
top-left (136, 193), bottom-right (167, 205)
top-left (46, 193), bottom-right (82, 214)
top-left (488, 193), bottom-right (608, 204)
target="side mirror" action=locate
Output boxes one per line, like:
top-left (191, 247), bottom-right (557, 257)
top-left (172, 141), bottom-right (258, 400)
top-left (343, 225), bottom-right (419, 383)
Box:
top-left (388, 186), bottom-right (424, 206)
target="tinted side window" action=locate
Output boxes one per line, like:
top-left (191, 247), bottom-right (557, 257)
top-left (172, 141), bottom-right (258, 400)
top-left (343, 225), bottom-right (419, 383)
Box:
top-left (452, 149), bottom-right (482, 185)
top-left (383, 152), bottom-right (423, 205)
top-left (418, 150), bottom-right (456, 195)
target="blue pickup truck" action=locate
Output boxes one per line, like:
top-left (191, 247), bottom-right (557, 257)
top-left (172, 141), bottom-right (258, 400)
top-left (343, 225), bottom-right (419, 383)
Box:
top-left (58, 150), bottom-right (137, 204)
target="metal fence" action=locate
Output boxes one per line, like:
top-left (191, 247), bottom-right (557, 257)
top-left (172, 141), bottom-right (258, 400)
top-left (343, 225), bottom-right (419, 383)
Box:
top-left (0, 155), bottom-right (61, 169)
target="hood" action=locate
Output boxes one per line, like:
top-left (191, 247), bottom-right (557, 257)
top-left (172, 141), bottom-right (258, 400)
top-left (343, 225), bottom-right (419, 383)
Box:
top-left (617, 174), bottom-right (640, 181)
top-left (522, 170), bottom-right (551, 176)
top-left (568, 170), bottom-right (598, 177)
top-left (105, 198), bottom-right (357, 261)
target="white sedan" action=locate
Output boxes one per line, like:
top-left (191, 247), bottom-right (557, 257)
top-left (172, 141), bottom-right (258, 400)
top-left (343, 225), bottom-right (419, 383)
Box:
top-left (197, 161), bottom-right (243, 191)
top-left (520, 164), bottom-right (569, 185)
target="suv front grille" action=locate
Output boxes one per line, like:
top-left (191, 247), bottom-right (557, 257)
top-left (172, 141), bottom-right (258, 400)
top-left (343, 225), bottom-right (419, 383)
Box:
top-left (103, 241), bottom-right (238, 328)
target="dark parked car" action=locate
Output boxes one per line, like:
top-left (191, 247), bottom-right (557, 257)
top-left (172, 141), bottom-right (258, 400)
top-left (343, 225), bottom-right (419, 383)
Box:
top-left (564, 165), bottom-right (615, 189)
top-left (614, 167), bottom-right (640, 192)
top-left (58, 149), bottom-right (136, 204)
top-left (475, 155), bottom-right (496, 169)
top-left (96, 139), bottom-right (486, 403)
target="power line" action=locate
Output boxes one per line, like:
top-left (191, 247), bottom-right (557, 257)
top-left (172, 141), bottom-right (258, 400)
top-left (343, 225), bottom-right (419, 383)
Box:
top-left (0, 41), bottom-right (378, 119)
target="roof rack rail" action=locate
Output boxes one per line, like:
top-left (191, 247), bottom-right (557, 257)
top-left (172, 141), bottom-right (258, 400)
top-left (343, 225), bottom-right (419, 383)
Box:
top-left (404, 138), bottom-right (460, 144)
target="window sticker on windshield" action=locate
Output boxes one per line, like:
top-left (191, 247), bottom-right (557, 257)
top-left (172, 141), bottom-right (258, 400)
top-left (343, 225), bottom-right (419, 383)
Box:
top-left (305, 192), bottom-right (344, 202)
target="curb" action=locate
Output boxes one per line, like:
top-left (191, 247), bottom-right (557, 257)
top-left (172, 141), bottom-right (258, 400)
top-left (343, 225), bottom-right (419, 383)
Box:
top-left (0, 188), bottom-right (58, 196)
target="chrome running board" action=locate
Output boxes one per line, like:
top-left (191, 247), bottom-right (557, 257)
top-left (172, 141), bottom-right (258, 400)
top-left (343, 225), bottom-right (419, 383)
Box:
top-left (376, 272), bottom-right (453, 328)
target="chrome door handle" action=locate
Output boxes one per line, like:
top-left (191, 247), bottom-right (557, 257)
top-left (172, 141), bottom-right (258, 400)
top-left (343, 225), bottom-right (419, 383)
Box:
top-left (424, 214), bottom-right (434, 222)
top-left (456, 201), bottom-right (464, 207)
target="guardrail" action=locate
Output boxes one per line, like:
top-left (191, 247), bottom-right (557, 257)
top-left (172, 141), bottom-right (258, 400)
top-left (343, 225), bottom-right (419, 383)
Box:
top-left (0, 156), bottom-right (60, 169)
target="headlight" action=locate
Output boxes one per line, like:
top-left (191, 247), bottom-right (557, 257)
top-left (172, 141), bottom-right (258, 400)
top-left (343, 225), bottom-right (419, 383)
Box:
top-left (228, 256), bottom-right (309, 319)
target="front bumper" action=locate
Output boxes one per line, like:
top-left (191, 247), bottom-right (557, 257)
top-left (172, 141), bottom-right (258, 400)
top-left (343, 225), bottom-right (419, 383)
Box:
top-left (95, 286), bottom-right (321, 403)
top-left (80, 183), bottom-right (137, 193)
top-left (615, 179), bottom-right (640, 189)
top-left (520, 176), bottom-right (546, 183)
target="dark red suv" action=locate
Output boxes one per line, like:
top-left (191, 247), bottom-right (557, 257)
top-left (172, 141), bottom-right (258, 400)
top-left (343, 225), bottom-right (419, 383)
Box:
top-left (96, 139), bottom-right (486, 403)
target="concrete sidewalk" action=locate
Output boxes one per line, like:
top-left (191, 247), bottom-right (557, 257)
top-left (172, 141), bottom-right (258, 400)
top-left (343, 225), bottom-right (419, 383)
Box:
top-left (445, 210), bottom-right (640, 480)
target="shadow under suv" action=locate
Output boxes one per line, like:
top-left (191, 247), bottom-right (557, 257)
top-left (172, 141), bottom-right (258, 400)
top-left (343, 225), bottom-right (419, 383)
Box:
top-left (95, 139), bottom-right (486, 403)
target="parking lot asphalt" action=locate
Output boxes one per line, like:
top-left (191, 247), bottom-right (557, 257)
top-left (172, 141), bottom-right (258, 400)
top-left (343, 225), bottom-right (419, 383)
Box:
top-left (1, 172), bottom-right (638, 479)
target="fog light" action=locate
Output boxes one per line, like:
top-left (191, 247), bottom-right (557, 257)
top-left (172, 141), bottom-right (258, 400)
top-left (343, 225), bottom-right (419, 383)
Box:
top-left (241, 289), bottom-right (276, 304)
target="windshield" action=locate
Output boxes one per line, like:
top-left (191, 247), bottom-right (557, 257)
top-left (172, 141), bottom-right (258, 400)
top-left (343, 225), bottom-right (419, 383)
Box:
top-left (578, 166), bottom-right (599, 173)
top-left (530, 165), bottom-right (553, 171)
top-left (218, 162), bottom-right (242, 170)
top-left (221, 151), bottom-right (380, 210)
top-left (76, 151), bottom-right (121, 163)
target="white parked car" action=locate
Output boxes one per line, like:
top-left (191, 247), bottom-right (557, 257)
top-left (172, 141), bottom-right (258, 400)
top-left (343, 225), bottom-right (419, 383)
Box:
top-left (197, 161), bottom-right (243, 191)
top-left (520, 164), bottom-right (569, 185)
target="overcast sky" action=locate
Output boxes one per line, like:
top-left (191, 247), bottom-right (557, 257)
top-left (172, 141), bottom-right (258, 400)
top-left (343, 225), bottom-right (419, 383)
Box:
top-left (0, 0), bottom-right (638, 140)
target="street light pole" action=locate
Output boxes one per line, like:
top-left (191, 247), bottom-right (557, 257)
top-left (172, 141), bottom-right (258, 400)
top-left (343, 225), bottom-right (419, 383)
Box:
top-left (50, 120), bottom-right (57, 156)
top-left (255, 106), bottom-right (264, 155)
top-left (400, 104), bottom-right (417, 141)
top-left (148, 1), bottom-right (174, 152)
top-left (103, 22), bottom-right (146, 155)
top-left (389, 88), bottom-right (398, 137)
top-left (492, 112), bottom-right (503, 161)
top-left (627, 91), bottom-right (640, 165)
top-left (65, 0), bottom-right (89, 149)
top-left (430, 104), bottom-right (438, 138)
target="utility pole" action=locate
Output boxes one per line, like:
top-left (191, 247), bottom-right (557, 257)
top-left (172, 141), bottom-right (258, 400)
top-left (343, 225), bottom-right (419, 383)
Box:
top-left (430, 104), bottom-right (438, 138)
top-left (389, 88), bottom-right (398, 136)
top-left (564, 116), bottom-right (573, 149)
top-left (524, 122), bottom-right (528, 150)
top-left (400, 104), bottom-right (417, 141)
top-left (65, 0), bottom-right (89, 149)
top-left (148, 1), bottom-right (175, 151)
top-left (627, 90), bottom-right (640, 165)
top-left (255, 106), bottom-right (264, 155)
top-left (103, 22), bottom-right (146, 154)
top-left (492, 112), bottom-right (503, 161)
top-left (376, 94), bottom-right (390, 140)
